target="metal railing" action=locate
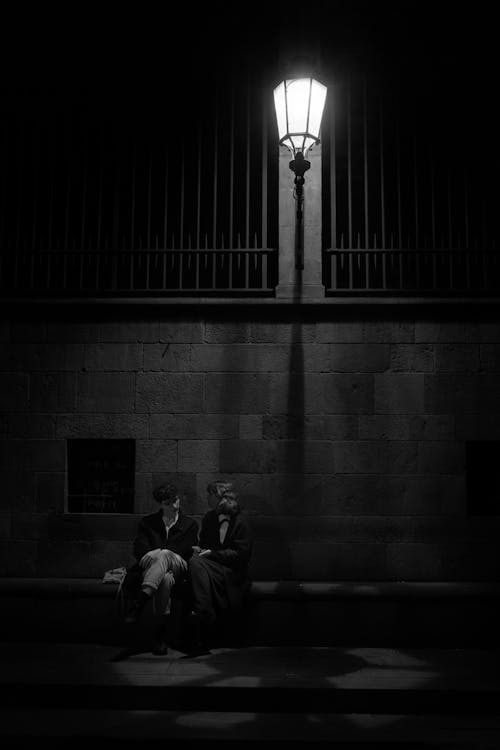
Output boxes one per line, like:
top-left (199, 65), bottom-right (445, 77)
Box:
top-left (323, 249), bottom-right (500, 295)
top-left (0, 249), bottom-right (278, 297)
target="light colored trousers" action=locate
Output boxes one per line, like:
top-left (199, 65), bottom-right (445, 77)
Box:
top-left (140, 549), bottom-right (187, 615)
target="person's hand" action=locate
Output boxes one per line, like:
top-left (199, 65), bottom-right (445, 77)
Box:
top-left (199, 549), bottom-right (212, 557)
top-left (140, 548), bottom-right (162, 566)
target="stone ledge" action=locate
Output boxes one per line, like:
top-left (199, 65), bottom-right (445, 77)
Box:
top-left (1, 578), bottom-right (499, 600)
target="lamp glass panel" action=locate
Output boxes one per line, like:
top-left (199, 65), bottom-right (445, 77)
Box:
top-left (285, 79), bottom-right (310, 134)
top-left (308, 80), bottom-right (327, 139)
top-left (273, 82), bottom-right (287, 140)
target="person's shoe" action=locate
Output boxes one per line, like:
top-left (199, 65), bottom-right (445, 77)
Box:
top-left (152, 638), bottom-right (169, 656)
top-left (124, 597), bottom-right (147, 624)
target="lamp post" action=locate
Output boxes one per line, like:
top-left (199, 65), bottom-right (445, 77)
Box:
top-left (273, 78), bottom-right (327, 270)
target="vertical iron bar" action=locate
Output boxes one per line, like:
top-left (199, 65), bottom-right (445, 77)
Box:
top-left (81, 133), bottom-right (88, 250)
top-left (245, 81), bottom-right (250, 248)
top-left (447, 174), bottom-right (452, 248)
top-left (196, 124), bottom-right (201, 249)
top-left (363, 79), bottom-right (369, 248)
top-left (163, 152), bottom-right (168, 249)
top-left (147, 149), bottom-right (152, 249)
top-left (464, 172), bottom-right (469, 249)
top-left (396, 118), bottom-right (402, 249)
top-left (97, 165), bottom-right (103, 250)
top-left (261, 88), bottom-right (268, 248)
top-left (330, 87), bottom-right (337, 249)
top-left (229, 80), bottom-right (234, 249)
top-left (413, 113), bottom-right (419, 249)
top-left (380, 95), bottom-right (386, 249)
top-left (180, 140), bottom-right (185, 248)
top-left (347, 78), bottom-right (352, 249)
top-left (15, 123), bottom-right (24, 251)
top-left (213, 90), bottom-right (218, 249)
top-left (430, 146), bottom-right (436, 248)
top-left (131, 154), bottom-right (136, 250)
top-left (31, 128), bottom-right (39, 252)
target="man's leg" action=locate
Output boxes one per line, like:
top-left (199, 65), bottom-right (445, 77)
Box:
top-left (188, 555), bottom-right (216, 627)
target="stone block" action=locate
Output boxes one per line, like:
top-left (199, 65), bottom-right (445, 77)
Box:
top-left (150, 414), bottom-right (237, 440)
top-left (410, 415), bottom-right (454, 441)
top-left (0, 321), bottom-right (9, 341)
top-left (0, 540), bottom-right (37, 576)
top-left (478, 323), bottom-right (500, 343)
top-left (455, 413), bottom-right (500, 440)
top-left (12, 512), bottom-right (48, 540)
top-left (0, 343), bottom-right (84, 371)
top-left (204, 322), bottom-right (249, 343)
top-left (7, 415), bottom-right (56, 438)
top-left (48, 513), bottom-right (139, 541)
top-left (330, 344), bottom-right (390, 372)
top-left (333, 441), bottom-right (417, 474)
top-left (134, 473), bottom-right (153, 515)
top-left (56, 414), bottom-right (149, 439)
top-left (292, 542), bottom-right (387, 580)
top-left (415, 322), bottom-right (479, 343)
top-left (37, 541), bottom-right (91, 577)
top-left (425, 374), bottom-right (500, 414)
top-left (263, 415), bottom-right (357, 440)
top-left (261, 473), bottom-right (328, 515)
top-left (276, 441), bottom-right (334, 474)
top-left (316, 321), bottom-right (364, 343)
top-left (390, 344), bottom-right (434, 372)
top-left (178, 440), bottom-right (220, 472)
top-left (89, 540), bottom-right (135, 577)
top-left (0, 470), bottom-right (36, 511)
top-left (78, 373), bottom-right (135, 413)
top-left (143, 343), bottom-right (191, 371)
top-left (0, 513), bottom-right (11, 538)
top-left (364, 321), bottom-right (414, 343)
top-left (220, 440), bottom-right (277, 474)
top-left (0, 374), bottom-right (29, 411)
top-left (30, 373), bottom-right (76, 413)
top-left (191, 344), bottom-right (289, 372)
top-left (10, 322), bottom-right (47, 342)
top-left (359, 415), bottom-right (411, 440)
top-left (136, 373), bottom-right (203, 413)
top-left (375, 374), bottom-right (424, 413)
top-left (160, 320), bottom-right (203, 343)
top-left (386, 543), bottom-right (444, 580)
top-left (100, 320), bottom-right (159, 342)
top-left (480, 344), bottom-right (500, 371)
top-left (249, 322), bottom-right (316, 343)
top-left (435, 344), bottom-right (479, 372)
top-left (239, 415), bottom-right (263, 440)
top-left (135, 440), bottom-right (177, 472)
top-left (36, 472), bottom-right (65, 512)
top-left (290, 344), bottom-right (331, 372)
top-left (418, 441), bottom-right (465, 474)
top-left (249, 540), bottom-right (293, 579)
top-left (205, 374), bottom-right (272, 414)
top-left (47, 322), bottom-right (100, 343)
top-left (84, 343), bottom-right (143, 371)
top-left (0, 439), bottom-right (65, 471)
top-left (269, 374), bottom-right (374, 415)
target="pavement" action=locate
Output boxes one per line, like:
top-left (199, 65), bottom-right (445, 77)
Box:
top-left (1, 641), bottom-right (500, 747)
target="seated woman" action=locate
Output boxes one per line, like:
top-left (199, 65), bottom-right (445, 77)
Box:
top-left (122, 482), bottom-right (198, 655)
top-left (187, 485), bottom-right (253, 651)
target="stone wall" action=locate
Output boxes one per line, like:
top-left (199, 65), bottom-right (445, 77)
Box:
top-left (1, 306), bottom-right (500, 581)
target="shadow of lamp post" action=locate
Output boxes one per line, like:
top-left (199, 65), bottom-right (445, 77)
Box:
top-left (273, 77), bottom-right (327, 272)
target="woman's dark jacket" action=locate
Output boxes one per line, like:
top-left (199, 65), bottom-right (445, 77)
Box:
top-left (199, 510), bottom-right (253, 580)
top-left (123, 510), bottom-right (198, 596)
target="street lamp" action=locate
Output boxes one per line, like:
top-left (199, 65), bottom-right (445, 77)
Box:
top-left (273, 78), bottom-right (327, 269)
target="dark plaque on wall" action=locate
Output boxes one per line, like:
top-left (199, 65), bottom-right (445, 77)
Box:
top-left (67, 439), bottom-right (135, 513)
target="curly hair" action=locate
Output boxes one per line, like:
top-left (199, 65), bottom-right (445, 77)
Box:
top-left (206, 480), bottom-right (234, 499)
top-left (216, 490), bottom-right (240, 517)
top-left (153, 483), bottom-right (179, 505)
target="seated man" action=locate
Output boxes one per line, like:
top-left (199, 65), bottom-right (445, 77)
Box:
top-left (123, 482), bottom-right (198, 655)
top-left (187, 485), bottom-right (253, 651)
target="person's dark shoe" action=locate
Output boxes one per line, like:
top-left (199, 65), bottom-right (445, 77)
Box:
top-left (124, 596), bottom-right (148, 624)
